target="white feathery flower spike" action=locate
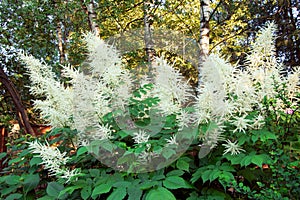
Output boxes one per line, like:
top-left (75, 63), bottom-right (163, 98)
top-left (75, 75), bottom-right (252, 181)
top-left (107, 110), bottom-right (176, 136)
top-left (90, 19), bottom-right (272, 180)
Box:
top-left (222, 140), bottom-right (245, 155)
top-left (133, 130), bottom-right (150, 144)
top-left (28, 140), bottom-right (80, 183)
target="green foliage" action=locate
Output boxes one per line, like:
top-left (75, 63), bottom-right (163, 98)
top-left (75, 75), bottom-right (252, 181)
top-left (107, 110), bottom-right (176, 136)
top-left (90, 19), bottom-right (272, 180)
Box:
top-left (1, 2), bottom-right (300, 199)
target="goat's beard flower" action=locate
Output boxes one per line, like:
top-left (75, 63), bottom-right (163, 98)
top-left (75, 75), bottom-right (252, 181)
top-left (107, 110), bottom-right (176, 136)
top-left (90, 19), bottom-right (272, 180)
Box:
top-left (195, 22), bottom-right (300, 154)
top-left (222, 140), bottom-right (245, 155)
top-left (28, 140), bottom-right (80, 183)
top-left (133, 130), bottom-right (150, 144)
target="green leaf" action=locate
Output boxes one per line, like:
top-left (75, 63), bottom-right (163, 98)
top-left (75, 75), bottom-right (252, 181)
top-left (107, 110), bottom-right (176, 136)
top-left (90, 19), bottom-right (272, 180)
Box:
top-left (146, 187), bottom-right (176, 200)
top-left (30, 157), bottom-right (43, 166)
top-left (107, 187), bottom-right (127, 200)
top-left (163, 176), bottom-right (192, 189)
top-left (176, 159), bottom-right (189, 172)
top-left (261, 131), bottom-right (277, 141)
top-left (87, 140), bottom-right (115, 155)
top-left (140, 181), bottom-right (159, 190)
top-left (225, 153), bottom-right (245, 165)
top-left (208, 169), bottom-right (221, 182)
top-left (251, 155), bottom-right (264, 167)
top-left (187, 191), bottom-right (200, 200)
top-left (59, 185), bottom-right (82, 198)
top-left (37, 195), bottom-right (56, 200)
top-left (0, 185), bottom-right (18, 196)
top-left (77, 146), bottom-right (88, 156)
top-left (5, 175), bottom-right (21, 185)
top-left (5, 193), bottom-right (23, 200)
top-left (92, 183), bottom-right (112, 197)
top-left (201, 170), bottom-right (212, 183)
top-left (128, 186), bottom-right (143, 200)
top-left (241, 156), bottom-right (253, 167)
top-left (19, 149), bottom-right (30, 157)
top-left (81, 186), bottom-right (92, 200)
top-left (0, 152), bottom-right (7, 159)
top-left (166, 170), bottom-right (184, 177)
top-left (191, 168), bottom-right (202, 183)
top-left (46, 182), bottom-right (64, 198)
top-left (23, 173), bottom-right (40, 193)
top-left (8, 157), bottom-right (21, 165)
top-left (251, 134), bottom-right (259, 143)
top-left (113, 181), bottom-right (131, 188)
top-left (162, 148), bottom-right (176, 159)
top-left (89, 169), bottom-right (100, 177)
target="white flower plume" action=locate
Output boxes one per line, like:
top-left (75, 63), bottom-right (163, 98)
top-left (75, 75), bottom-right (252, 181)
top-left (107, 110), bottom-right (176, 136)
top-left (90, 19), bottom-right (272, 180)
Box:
top-left (19, 53), bottom-right (74, 128)
top-left (28, 140), bottom-right (80, 183)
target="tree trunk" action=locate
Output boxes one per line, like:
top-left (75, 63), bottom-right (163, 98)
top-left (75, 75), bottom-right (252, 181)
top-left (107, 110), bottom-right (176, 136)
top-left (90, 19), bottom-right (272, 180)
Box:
top-left (198, 0), bottom-right (210, 88)
top-left (143, 0), bottom-right (155, 72)
top-left (56, 21), bottom-right (66, 64)
top-left (54, 1), bottom-right (66, 64)
top-left (0, 68), bottom-right (36, 136)
top-left (81, 0), bottom-right (100, 37)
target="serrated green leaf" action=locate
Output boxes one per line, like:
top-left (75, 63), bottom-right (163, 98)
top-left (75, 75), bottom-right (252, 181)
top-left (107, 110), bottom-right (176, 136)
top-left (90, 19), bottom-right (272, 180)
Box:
top-left (241, 156), bottom-right (252, 167)
top-left (146, 187), bottom-right (176, 200)
top-left (191, 169), bottom-right (202, 183)
top-left (264, 131), bottom-right (277, 140)
top-left (176, 159), bottom-right (189, 172)
top-left (163, 176), bottom-right (192, 189)
top-left (201, 170), bottom-right (212, 183)
top-left (209, 169), bottom-right (221, 182)
top-left (107, 187), bottom-right (127, 200)
top-left (225, 153), bottom-right (245, 165)
top-left (251, 155), bottom-right (264, 167)
top-left (219, 163), bottom-right (235, 172)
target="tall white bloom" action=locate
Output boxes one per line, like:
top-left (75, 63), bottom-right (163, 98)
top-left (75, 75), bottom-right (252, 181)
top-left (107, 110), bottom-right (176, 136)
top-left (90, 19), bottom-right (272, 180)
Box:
top-left (152, 57), bottom-right (193, 116)
top-left (19, 54), bottom-right (74, 128)
top-left (28, 140), bottom-right (80, 183)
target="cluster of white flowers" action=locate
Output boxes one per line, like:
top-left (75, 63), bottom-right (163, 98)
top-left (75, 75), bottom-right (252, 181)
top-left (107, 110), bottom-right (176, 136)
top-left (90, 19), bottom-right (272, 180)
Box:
top-left (28, 140), bottom-right (80, 183)
top-left (19, 54), bottom-right (74, 128)
top-left (152, 57), bottom-right (195, 130)
top-left (196, 22), bottom-right (300, 155)
top-left (222, 140), bottom-right (245, 155)
top-left (22, 22), bottom-right (300, 167)
top-left (133, 129), bottom-right (150, 144)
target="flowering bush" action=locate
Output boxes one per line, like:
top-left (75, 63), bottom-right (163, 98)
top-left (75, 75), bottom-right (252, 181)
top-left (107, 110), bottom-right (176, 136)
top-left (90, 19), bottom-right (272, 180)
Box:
top-left (0, 22), bottom-right (299, 199)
